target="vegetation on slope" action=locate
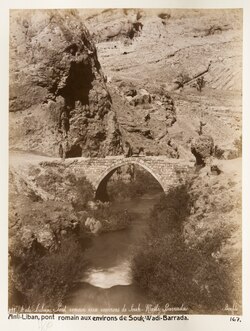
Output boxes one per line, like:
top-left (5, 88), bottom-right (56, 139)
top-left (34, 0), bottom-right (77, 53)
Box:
top-left (8, 160), bottom-right (132, 309)
top-left (132, 162), bottom-right (241, 314)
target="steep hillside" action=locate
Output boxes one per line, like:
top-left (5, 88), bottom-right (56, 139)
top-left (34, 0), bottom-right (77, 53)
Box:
top-left (9, 10), bottom-right (123, 157)
top-left (83, 8), bottom-right (242, 159)
top-left (132, 158), bottom-right (241, 313)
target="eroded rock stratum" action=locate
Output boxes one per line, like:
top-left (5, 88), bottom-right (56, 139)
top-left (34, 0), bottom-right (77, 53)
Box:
top-left (9, 10), bottom-right (123, 157)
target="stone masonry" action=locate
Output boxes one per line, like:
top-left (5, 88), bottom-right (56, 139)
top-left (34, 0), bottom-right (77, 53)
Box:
top-left (66, 156), bottom-right (193, 200)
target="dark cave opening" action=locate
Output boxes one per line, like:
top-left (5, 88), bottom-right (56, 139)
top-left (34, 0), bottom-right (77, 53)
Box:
top-left (59, 60), bottom-right (95, 108)
top-left (65, 144), bottom-right (83, 158)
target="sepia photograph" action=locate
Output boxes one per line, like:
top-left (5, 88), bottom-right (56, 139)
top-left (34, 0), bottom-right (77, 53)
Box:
top-left (8, 7), bottom-right (242, 317)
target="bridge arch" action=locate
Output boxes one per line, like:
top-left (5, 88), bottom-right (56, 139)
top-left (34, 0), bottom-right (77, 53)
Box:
top-left (94, 158), bottom-right (165, 201)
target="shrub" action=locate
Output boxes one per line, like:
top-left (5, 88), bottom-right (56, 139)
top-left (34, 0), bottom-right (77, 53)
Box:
top-left (149, 184), bottom-right (191, 236)
top-left (132, 181), bottom-right (241, 313)
top-left (70, 176), bottom-right (94, 210)
top-left (214, 145), bottom-right (225, 159)
top-left (158, 12), bottom-right (171, 20)
top-left (132, 234), bottom-right (202, 308)
top-left (136, 11), bottom-right (143, 20)
top-left (35, 165), bottom-right (94, 210)
top-left (9, 237), bottom-right (87, 309)
top-left (132, 229), bottom-right (238, 313)
top-left (205, 25), bottom-right (223, 36)
top-left (123, 9), bottom-right (129, 16)
top-left (174, 73), bottom-right (191, 88)
top-left (89, 203), bottom-right (133, 232)
top-left (107, 167), bottom-right (163, 201)
top-left (234, 135), bottom-right (242, 157)
top-left (195, 76), bottom-right (206, 92)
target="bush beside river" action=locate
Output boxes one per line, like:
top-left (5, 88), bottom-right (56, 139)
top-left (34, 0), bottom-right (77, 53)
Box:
top-left (8, 161), bottom-right (133, 309)
top-left (132, 161), bottom-right (242, 314)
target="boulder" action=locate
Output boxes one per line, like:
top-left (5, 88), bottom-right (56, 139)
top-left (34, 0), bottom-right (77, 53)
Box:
top-left (129, 89), bottom-right (151, 106)
top-left (20, 227), bottom-right (35, 250)
top-left (91, 220), bottom-right (102, 234)
top-left (124, 88), bottom-right (137, 97)
top-left (191, 135), bottom-right (214, 166)
top-left (210, 164), bottom-right (222, 175)
top-left (85, 217), bottom-right (102, 234)
top-left (35, 226), bottom-right (56, 250)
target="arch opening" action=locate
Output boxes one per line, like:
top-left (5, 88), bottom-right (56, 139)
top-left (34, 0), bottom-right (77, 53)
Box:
top-left (95, 162), bottom-right (165, 202)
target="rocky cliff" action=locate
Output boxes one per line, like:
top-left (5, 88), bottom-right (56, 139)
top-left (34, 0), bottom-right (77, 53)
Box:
top-left (9, 10), bottom-right (123, 157)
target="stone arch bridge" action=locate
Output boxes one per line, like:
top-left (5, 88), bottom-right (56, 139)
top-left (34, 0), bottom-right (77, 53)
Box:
top-left (68, 156), bottom-right (193, 201)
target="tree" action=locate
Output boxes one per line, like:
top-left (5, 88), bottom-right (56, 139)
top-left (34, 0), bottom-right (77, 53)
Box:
top-left (196, 76), bottom-right (206, 92)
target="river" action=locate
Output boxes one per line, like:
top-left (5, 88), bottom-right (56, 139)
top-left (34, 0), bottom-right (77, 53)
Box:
top-left (65, 193), bottom-right (161, 314)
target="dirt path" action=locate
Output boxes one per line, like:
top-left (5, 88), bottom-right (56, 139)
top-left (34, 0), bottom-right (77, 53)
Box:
top-left (9, 150), bottom-right (60, 168)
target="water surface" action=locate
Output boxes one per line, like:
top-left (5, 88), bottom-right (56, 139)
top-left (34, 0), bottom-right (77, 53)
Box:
top-left (66, 193), bottom-right (161, 313)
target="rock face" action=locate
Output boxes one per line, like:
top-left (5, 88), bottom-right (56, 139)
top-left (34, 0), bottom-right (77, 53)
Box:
top-left (191, 135), bottom-right (214, 166)
top-left (9, 9), bottom-right (242, 160)
top-left (111, 83), bottom-right (179, 157)
top-left (8, 155), bottom-right (93, 256)
top-left (8, 198), bottom-right (79, 256)
top-left (9, 10), bottom-right (123, 157)
top-left (91, 14), bottom-right (143, 42)
top-left (184, 158), bottom-right (241, 260)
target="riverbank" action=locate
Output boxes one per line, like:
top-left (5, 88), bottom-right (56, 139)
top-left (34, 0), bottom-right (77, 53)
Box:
top-left (132, 159), bottom-right (242, 314)
top-left (9, 153), bottom-right (241, 315)
top-left (8, 156), bottom-right (137, 310)
top-left (65, 193), bottom-right (161, 311)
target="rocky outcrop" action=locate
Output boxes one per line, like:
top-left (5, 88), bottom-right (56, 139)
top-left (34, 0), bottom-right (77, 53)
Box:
top-left (112, 83), bottom-right (179, 157)
top-left (9, 9), bottom-right (242, 160)
top-left (8, 157), bottom-right (93, 257)
top-left (9, 198), bottom-right (79, 256)
top-left (191, 135), bottom-right (214, 166)
top-left (94, 19), bottom-right (143, 42)
top-left (85, 9), bottom-right (143, 43)
top-left (9, 10), bottom-right (123, 157)
top-left (128, 88), bottom-right (151, 106)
